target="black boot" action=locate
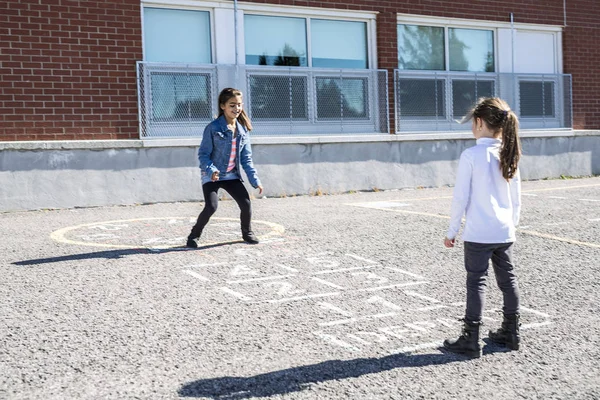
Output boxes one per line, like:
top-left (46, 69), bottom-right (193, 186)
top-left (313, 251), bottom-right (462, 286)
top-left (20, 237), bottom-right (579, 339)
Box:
top-left (443, 319), bottom-right (482, 358)
top-left (242, 231), bottom-right (259, 244)
top-left (186, 236), bottom-right (198, 248)
top-left (489, 313), bottom-right (520, 350)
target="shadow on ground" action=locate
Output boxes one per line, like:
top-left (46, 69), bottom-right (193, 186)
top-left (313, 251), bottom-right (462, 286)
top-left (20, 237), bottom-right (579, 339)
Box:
top-left (179, 346), bottom-right (508, 399)
top-left (12, 241), bottom-right (242, 266)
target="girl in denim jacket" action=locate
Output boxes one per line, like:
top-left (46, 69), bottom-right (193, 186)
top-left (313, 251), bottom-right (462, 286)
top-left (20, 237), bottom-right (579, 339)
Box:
top-left (187, 88), bottom-right (263, 248)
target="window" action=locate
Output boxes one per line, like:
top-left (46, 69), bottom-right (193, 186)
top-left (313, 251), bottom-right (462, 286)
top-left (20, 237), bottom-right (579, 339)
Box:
top-left (245, 15), bottom-right (368, 69)
top-left (316, 78), bottom-right (368, 119)
top-left (248, 75), bottom-right (308, 120)
top-left (398, 78), bottom-right (445, 118)
top-left (150, 73), bottom-right (212, 121)
top-left (520, 81), bottom-right (555, 118)
top-left (142, 7), bottom-right (214, 132)
top-left (244, 15), bottom-right (308, 66)
top-left (449, 28), bottom-right (494, 72)
top-left (452, 79), bottom-right (495, 117)
top-left (398, 25), bottom-right (494, 72)
top-left (311, 19), bottom-right (368, 69)
top-left (143, 8), bottom-right (211, 63)
top-left (245, 14), bottom-right (371, 124)
top-left (398, 25), bottom-right (444, 71)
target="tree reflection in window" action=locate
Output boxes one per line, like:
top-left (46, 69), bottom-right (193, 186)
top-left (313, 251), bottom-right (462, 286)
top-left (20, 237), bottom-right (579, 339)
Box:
top-left (398, 25), bottom-right (445, 71)
top-left (248, 75), bottom-right (308, 120)
top-left (316, 78), bottom-right (368, 119)
top-left (150, 72), bottom-right (212, 121)
top-left (258, 44), bottom-right (303, 67)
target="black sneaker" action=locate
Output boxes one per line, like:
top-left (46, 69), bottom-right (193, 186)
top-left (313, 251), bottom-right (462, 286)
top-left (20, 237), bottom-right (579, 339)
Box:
top-left (186, 237), bottom-right (198, 248)
top-left (242, 232), bottom-right (259, 244)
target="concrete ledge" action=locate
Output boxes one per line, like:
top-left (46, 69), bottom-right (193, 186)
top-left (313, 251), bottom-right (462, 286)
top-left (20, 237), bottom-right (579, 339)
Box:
top-left (1, 130), bottom-right (597, 150)
top-left (1, 131), bottom-right (599, 212)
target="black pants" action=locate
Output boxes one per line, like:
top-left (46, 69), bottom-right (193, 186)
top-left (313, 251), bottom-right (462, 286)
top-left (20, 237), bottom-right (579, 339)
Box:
top-left (464, 241), bottom-right (520, 322)
top-left (189, 179), bottom-right (252, 239)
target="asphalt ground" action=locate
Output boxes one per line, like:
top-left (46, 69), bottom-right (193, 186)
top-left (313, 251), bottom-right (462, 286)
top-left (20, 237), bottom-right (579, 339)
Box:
top-left (1, 176), bottom-right (599, 399)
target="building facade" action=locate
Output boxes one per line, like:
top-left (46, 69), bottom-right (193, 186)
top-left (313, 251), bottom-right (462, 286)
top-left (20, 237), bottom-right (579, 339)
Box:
top-left (2, 0), bottom-right (598, 140)
top-left (1, 0), bottom-right (599, 211)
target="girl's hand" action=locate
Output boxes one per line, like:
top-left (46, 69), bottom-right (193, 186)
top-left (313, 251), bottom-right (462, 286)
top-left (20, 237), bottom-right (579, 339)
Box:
top-left (444, 237), bottom-right (455, 248)
top-left (257, 185), bottom-right (263, 195)
top-left (211, 171), bottom-right (220, 182)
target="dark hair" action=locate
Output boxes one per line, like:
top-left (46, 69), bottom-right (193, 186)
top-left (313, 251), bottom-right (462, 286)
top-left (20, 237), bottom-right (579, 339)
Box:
top-left (217, 88), bottom-right (252, 131)
top-left (466, 97), bottom-right (521, 180)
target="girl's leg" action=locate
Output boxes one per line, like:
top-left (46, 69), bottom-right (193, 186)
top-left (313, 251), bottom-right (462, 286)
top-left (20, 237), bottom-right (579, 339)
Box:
top-left (464, 241), bottom-right (494, 322)
top-left (491, 243), bottom-right (520, 315)
top-left (220, 179), bottom-right (252, 235)
top-left (189, 182), bottom-right (220, 239)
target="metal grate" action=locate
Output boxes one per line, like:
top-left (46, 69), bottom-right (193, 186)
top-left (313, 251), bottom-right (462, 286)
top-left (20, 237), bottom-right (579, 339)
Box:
top-left (137, 62), bottom-right (389, 138)
top-left (394, 71), bottom-right (573, 133)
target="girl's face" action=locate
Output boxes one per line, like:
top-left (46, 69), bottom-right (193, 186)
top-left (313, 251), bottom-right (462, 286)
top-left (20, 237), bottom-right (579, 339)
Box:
top-left (220, 95), bottom-right (243, 122)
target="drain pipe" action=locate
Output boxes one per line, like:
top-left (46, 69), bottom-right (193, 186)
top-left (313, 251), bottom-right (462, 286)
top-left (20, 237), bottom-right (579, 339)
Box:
top-left (510, 12), bottom-right (515, 74)
top-left (234, 0), bottom-right (239, 65)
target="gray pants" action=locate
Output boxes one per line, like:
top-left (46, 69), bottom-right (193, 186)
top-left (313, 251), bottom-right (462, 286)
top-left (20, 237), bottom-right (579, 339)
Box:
top-left (464, 241), bottom-right (520, 322)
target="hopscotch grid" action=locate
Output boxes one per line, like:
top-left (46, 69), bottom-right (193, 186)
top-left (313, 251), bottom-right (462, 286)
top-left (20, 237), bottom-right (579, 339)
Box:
top-left (312, 277), bottom-right (345, 289)
top-left (227, 274), bottom-right (296, 284)
top-left (264, 292), bottom-right (341, 303)
top-left (182, 270), bottom-right (210, 282)
top-left (314, 265), bottom-right (376, 275)
top-left (357, 281), bottom-right (429, 292)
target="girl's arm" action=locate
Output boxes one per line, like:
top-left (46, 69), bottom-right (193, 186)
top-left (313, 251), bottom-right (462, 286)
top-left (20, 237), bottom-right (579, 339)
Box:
top-left (239, 135), bottom-right (261, 189)
top-left (510, 168), bottom-right (522, 227)
top-left (446, 151), bottom-right (473, 240)
top-left (198, 123), bottom-right (218, 175)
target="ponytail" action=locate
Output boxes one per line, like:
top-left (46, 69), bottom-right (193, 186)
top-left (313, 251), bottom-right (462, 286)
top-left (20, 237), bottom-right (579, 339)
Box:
top-left (467, 97), bottom-right (522, 180)
top-left (499, 110), bottom-right (521, 180)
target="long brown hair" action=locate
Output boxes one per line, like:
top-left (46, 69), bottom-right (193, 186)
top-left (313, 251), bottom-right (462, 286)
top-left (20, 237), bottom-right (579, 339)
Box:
top-left (217, 88), bottom-right (253, 131)
top-left (468, 97), bottom-right (521, 180)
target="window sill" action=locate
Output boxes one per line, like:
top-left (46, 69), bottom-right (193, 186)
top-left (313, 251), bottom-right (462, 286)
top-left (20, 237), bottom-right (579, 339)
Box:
top-left (2, 129), bottom-right (598, 150)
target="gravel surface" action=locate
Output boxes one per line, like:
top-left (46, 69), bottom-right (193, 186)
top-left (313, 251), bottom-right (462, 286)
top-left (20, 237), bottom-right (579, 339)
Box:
top-left (1, 176), bottom-right (599, 399)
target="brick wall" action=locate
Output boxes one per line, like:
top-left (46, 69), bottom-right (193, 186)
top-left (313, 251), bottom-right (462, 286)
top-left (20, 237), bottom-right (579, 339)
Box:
top-left (0, 0), bottom-right (142, 141)
top-left (563, 0), bottom-right (600, 129)
top-left (1, 0), bottom-right (597, 141)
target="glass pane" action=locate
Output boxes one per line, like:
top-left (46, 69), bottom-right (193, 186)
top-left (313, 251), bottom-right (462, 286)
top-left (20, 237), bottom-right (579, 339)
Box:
top-left (449, 28), bottom-right (494, 72)
top-left (452, 80), bottom-right (495, 118)
top-left (248, 75), bottom-right (308, 120)
top-left (397, 79), bottom-right (445, 118)
top-left (150, 73), bottom-right (212, 121)
top-left (311, 19), bottom-right (368, 69)
top-left (316, 78), bottom-right (368, 119)
top-left (144, 8), bottom-right (211, 63)
top-left (520, 81), bottom-right (555, 117)
top-left (397, 25), bottom-right (444, 70)
top-left (245, 15), bottom-right (307, 66)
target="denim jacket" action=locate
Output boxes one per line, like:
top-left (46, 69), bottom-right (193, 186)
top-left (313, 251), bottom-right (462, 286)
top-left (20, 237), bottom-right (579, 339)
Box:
top-left (198, 115), bottom-right (261, 188)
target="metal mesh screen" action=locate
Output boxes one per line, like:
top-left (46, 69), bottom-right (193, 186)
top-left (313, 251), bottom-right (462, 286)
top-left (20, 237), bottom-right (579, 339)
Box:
top-left (138, 62), bottom-right (219, 138)
top-left (137, 62), bottom-right (389, 138)
top-left (394, 71), bottom-right (573, 133)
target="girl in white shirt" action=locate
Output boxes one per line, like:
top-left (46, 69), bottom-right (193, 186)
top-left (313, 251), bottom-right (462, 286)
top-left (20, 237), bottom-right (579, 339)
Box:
top-left (443, 97), bottom-right (522, 358)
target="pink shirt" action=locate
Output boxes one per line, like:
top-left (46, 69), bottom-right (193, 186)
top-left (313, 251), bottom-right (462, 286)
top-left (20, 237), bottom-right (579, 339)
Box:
top-left (226, 135), bottom-right (237, 172)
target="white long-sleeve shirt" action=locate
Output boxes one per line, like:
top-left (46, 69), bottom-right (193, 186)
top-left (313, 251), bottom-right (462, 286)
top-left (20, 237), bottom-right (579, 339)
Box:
top-left (447, 137), bottom-right (521, 243)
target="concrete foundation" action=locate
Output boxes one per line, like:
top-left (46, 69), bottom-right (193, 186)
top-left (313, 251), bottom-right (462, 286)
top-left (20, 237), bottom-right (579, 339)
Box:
top-left (1, 131), bottom-right (598, 212)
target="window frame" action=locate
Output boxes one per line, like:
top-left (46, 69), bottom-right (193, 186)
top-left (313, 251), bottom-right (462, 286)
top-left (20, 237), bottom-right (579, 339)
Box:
top-left (141, 3), bottom-right (216, 65)
top-left (395, 14), bottom-right (564, 133)
top-left (242, 10), bottom-right (375, 70)
top-left (397, 21), bottom-right (498, 73)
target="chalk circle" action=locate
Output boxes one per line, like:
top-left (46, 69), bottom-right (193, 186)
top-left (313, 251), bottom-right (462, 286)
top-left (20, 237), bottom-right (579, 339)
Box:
top-left (50, 217), bottom-right (285, 249)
